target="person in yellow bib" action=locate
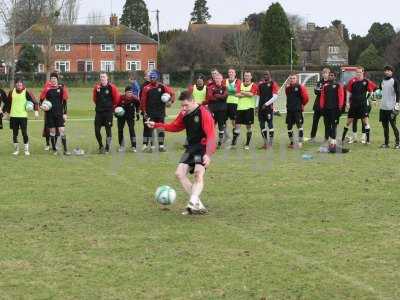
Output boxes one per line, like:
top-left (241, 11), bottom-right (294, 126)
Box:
top-left (226, 68), bottom-right (241, 139)
top-left (188, 75), bottom-right (207, 104)
top-left (230, 71), bottom-right (259, 150)
top-left (3, 79), bottom-right (38, 156)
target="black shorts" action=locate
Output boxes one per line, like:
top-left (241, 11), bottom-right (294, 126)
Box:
top-left (10, 117), bottom-right (27, 130)
top-left (258, 108), bottom-right (274, 124)
top-left (286, 111), bottom-right (304, 126)
top-left (45, 113), bottom-right (65, 128)
top-left (348, 105), bottom-right (370, 119)
top-left (236, 108), bottom-right (254, 125)
top-left (227, 103), bottom-right (238, 121)
top-left (95, 111), bottom-right (113, 127)
top-left (324, 109), bottom-right (340, 124)
top-left (379, 110), bottom-right (395, 123)
top-left (179, 144), bottom-right (206, 174)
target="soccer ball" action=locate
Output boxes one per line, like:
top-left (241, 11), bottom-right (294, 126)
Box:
top-left (25, 101), bottom-right (34, 112)
top-left (155, 186), bottom-right (176, 205)
top-left (41, 100), bottom-right (52, 111)
top-left (114, 106), bottom-right (125, 117)
top-left (374, 89), bottom-right (382, 100)
top-left (161, 93), bottom-right (171, 103)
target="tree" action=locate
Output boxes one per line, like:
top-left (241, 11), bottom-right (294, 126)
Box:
top-left (244, 12), bottom-right (264, 32)
top-left (60, 0), bottom-right (79, 25)
top-left (367, 22), bottom-right (396, 56)
top-left (222, 30), bottom-right (259, 74)
top-left (384, 32), bottom-right (400, 71)
top-left (16, 43), bottom-right (43, 72)
top-left (287, 13), bottom-right (305, 32)
top-left (120, 0), bottom-right (150, 36)
top-left (357, 44), bottom-right (384, 70)
top-left (190, 0), bottom-right (211, 24)
top-left (348, 34), bottom-right (370, 65)
top-left (331, 20), bottom-right (349, 42)
top-left (87, 10), bottom-right (106, 25)
top-left (259, 2), bottom-right (296, 65)
top-left (162, 31), bottom-right (223, 80)
top-left (151, 29), bottom-right (184, 45)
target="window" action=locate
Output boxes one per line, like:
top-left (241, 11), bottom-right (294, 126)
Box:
top-left (126, 44), bottom-right (141, 51)
top-left (86, 61), bottom-right (93, 72)
top-left (55, 61), bottom-right (70, 73)
top-left (37, 64), bottom-right (45, 73)
top-left (148, 61), bottom-right (156, 71)
top-left (328, 46), bottom-right (340, 54)
top-left (126, 60), bottom-right (141, 71)
top-left (101, 61), bottom-right (115, 72)
top-left (101, 44), bottom-right (115, 52)
top-left (55, 44), bottom-right (71, 52)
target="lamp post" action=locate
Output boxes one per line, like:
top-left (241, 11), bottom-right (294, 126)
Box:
top-left (290, 37), bottom-right (294, 72)
top-left (89, 35), bottom-right (93, 72)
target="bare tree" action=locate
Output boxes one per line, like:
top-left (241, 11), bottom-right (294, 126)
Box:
top-left (61, 0), bottom-right (79, 25)
top-left (222, 30), bottom-right (259, 76)
top-left (87, 10), bottom-right (106, 25)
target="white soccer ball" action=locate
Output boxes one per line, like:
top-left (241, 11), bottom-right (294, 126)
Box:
top-left (41, 100), bottom-right (52, 112)
top-left (161, 93), bottom-right (171, 103)
top-left (155, 186), bottom-right (176, 205)
top-left (114, 106), bottom-right (125, 117)
top-left (25, 101), bottom-right (34, 112)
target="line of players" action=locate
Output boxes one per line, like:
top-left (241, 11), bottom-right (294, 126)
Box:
top-left (0, 65), bottom-right (398, 156)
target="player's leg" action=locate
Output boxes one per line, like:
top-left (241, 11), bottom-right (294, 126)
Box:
top-left (191, 164), bottom-right (207, 211)
top-left (342, 118), bottom-right (353, 142)
top-left (94, 116), bottom-right (104, 152)
top-left (362, 117), bottom-right (371, 144)
top-left (58, 127), bottom-right (69, 155)
top-left (127, 117), bottom-right (137, 151)
top-left (296, 113), bottom-right (304, 147)
top-left (216, 111), bottom-right (226, 148)
top-left (231, 111), bottom-right (241, 147)
top-left (267, 112), bottom-right (274, 147)
top-left (105, 125), bottom-right (112, 153)
top-left (310, 110), bottom-right (321, 141)
top-left (258, 110), bottom-right (268, 148)
top-left (49, 127), bottom-right (58, 152)
top-left (245, 124), bottom-right (252, 149)
top-left (10, 118), bottom-right (19, 155)
top-left (287, 113), bottom-right (294, 147)
top-left (389, 114), bottom-right (400, 148)
top-left (175, 163), bottom-right (192, 195)
top-left (117, 117), bottom-right (125, 150)
top-left (21, 118), bottom-right (29, 156)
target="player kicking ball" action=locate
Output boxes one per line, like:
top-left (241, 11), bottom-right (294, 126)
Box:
top-left (146, 91), bottom-right (216, 215)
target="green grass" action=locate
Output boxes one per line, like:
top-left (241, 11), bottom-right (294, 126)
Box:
top-left (0, 88), bottom-right (399, 300)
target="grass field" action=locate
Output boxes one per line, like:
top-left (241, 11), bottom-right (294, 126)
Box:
top-left (0, 88), bottom-right (399, 300)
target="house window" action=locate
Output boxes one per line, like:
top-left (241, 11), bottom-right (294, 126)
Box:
top-left (55, 44), bottom-right (71, 52)
top-left (101, 61), bottom-right (115, 72)
top-left (126, 44), bottom-right (141, 51)
top-left (55, 61), bottom-right (70, 73)
top-left (328, 46), bottom-right (340, 54)
top-left (37, 64), bottom-right (45, 73)
top-left (101, 44), bottom-right (115, 52)
top-left (126, 60), bottom-right (141, 71)
top-left (86, 61), bottom-right (93, 72)
top-left (148, 61), bottom-right (156, 71)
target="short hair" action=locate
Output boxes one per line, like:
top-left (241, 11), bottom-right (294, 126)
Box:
top-left (357, 66), bottom-right (364, 72)
top-left (243, 71), bottom-right (252, 75)
top-left (322, 67), bottom-right (331, 73)
top-left (289, 72), bottom-right (297, 77)
top-left (384, 65), bottom-right (395, 72)
top-left (179, 90), bottom-right (193, 101)
top-left (50, 72), bottom-right (59, 79)
top-left (100, 72), bottom-right (108, 77)
top-left (196, 73), bottom-right (205, 80)
top-left (125, 86), bottom-right (133, 92)
top-left (14, 78), bottom-right (23, 84)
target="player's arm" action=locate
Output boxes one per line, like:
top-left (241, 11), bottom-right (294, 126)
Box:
top-left (319, 85), bottom-right (326, 110)
top-left (300, 85), bottom-right (309, 106)
top-left (111, 84), bottom-right (121, 108)
top-left (204, 85), bottom-right (214, 105)
top-left (2, 91), bottom-right (12, 114)
top-left (338, 84), bottom-right (345, 111)
top-left (151, 112), bottom-right (185, 132)
top-left (394, 79), bottom-right (399, 103)
top-left (140, 85), bottom-right (149, 115)
top-left (201, 107), bottom-right (216, 166)
top-left (92, 85), bottom-right (98, 105)
top-left (314, 81), bottom-right (322, 96)
top-left (264, 82), bottom-right (280, 107)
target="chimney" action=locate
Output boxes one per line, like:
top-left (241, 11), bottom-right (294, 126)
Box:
top-left (306, 22), bottom-right (316, 31)
top-left (337, 24), bottom-right (344, 39)
top-left (110, 14), bottom-right (118, 27)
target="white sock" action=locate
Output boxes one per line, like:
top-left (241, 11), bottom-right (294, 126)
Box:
top-left (189, 195), bottom-right (200, 206)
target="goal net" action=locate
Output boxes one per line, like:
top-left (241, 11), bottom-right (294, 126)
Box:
top-left (274, 72), bottom-right (320, 114)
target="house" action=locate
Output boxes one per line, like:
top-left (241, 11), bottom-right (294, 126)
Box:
top-left (10, 15), bottom-right (158, 73)
top-left (188, 23), bottom-right (248, 46)
top-left (296, 23), bottom-right (349, 66)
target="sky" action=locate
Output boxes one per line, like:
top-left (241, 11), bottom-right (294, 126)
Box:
top-left (77, 0), bottom-right (400, 36)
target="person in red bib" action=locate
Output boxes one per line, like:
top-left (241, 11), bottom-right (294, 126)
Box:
top-left (146, 91), bottom-right (216, 215)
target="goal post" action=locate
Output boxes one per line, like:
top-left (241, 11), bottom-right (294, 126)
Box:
top-left (274, 72), bottom-right (320, 114)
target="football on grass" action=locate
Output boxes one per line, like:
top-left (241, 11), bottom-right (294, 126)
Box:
top-left (155, 186), bottom-right (176, 205)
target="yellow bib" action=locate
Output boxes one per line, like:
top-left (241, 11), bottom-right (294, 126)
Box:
top-left (192, 85), bottom-right (206, 104)
top-left (10, 89), bottom-right (28, 118)
top-left (226, 79), bottom-right (238, 105)
top-left (237, 83), bottom-right (255, 111)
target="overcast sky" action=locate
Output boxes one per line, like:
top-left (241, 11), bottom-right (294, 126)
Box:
top-left (78, 0), bottom-right (400, 36)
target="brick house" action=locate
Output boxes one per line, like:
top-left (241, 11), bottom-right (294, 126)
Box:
top-left (296, 23), bottom-right (349, 66)
top-left (12, 16), bottom-right (158, 73)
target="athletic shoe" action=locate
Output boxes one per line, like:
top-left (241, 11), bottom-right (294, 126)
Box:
top-left (394, 144), bottom-right (400, 149)
top-left (182, 205), bottom-right (208, 215)
top-left (308, 138), bottom-right (316, 144)
top-left (118, 146), bottom-right (125, 153)
top-left (379, 144), bottom-right (390, 149)
top-left (159, 146), bottom-right (167, 152)
top-left (12, 149), bottom-right (19, 156)
top-left (44, 145), bottom-right (50, 151)
top-left (361, 134), bottom-right (367, 144)
top-left (131, 147), bottom-right (137, 153)
top-left (288, 143), bottom-right (295, 149)
top-left (258, 144), bottom-right (268, 150)
top-left (347, 136), bottom-right (354, 144)
top-left (24, 144), bottom-right (30, 156)
top-left (98, 147), bottom-right (105, 154)
top-left (244, 145), bottom-right (250, 151)
top-left (63, 151), bottom-right (72, 156)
